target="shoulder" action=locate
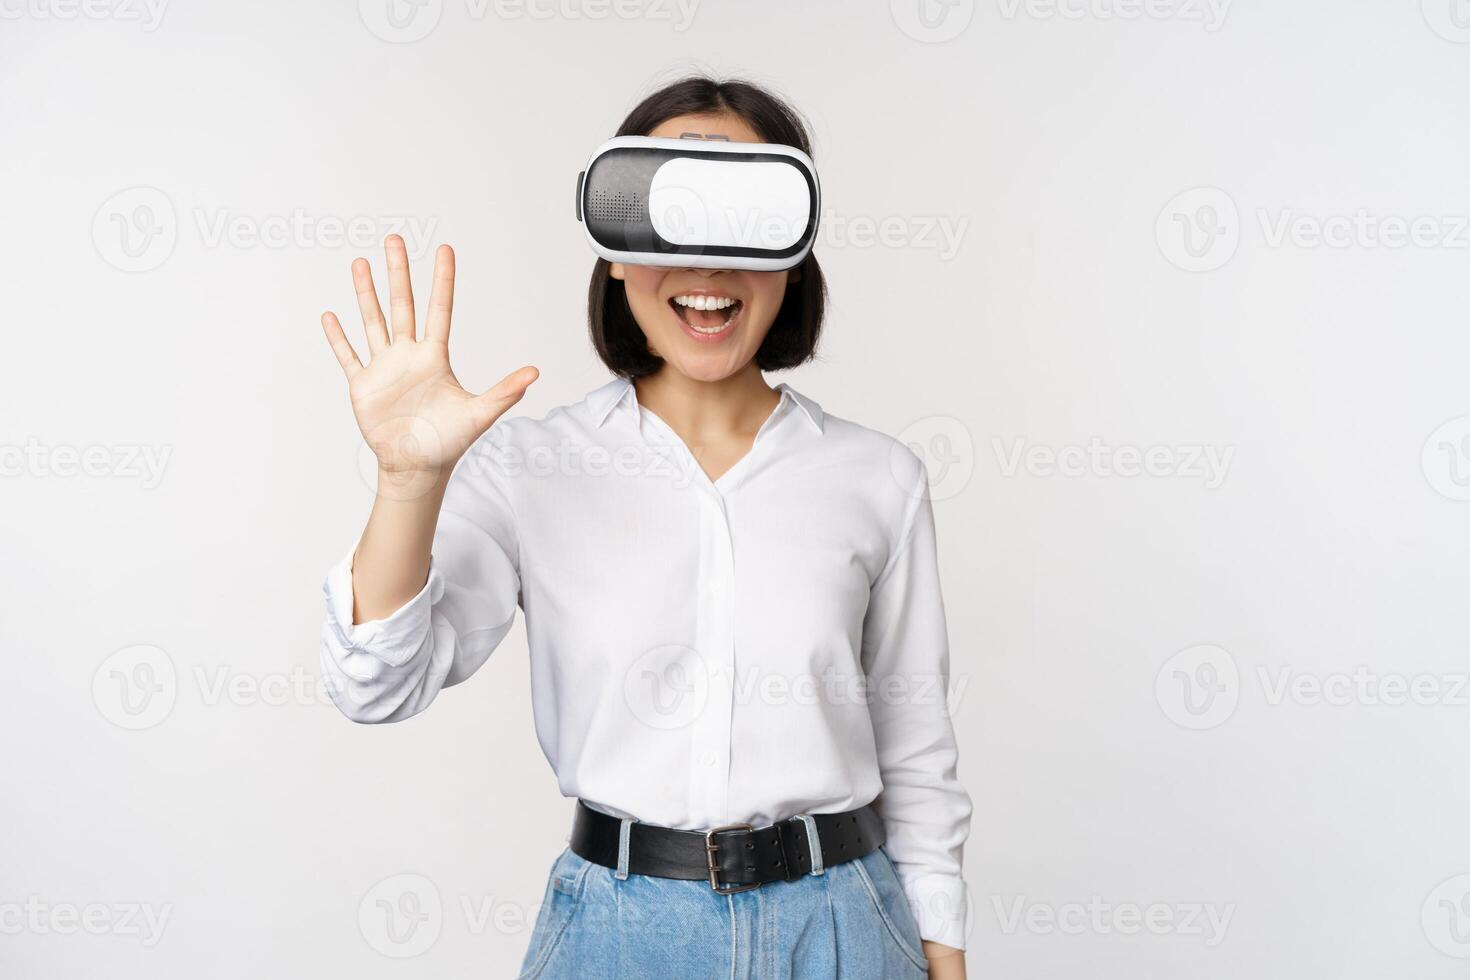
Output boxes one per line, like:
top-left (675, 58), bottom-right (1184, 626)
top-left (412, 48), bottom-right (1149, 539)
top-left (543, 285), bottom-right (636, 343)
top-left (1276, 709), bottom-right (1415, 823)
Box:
top-left (776, 387), bottom-right (934, 558)
top-left (797, 393), bottom-right (928, 497)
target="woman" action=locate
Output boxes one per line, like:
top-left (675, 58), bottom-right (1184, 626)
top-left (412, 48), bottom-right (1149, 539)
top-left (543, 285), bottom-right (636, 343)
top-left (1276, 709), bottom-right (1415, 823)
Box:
top-left (318, 76), bottom-right (971, 979)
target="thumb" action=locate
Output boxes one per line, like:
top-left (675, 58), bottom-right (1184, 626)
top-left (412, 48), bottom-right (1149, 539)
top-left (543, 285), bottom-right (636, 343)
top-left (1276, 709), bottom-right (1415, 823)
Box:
top-left (471, 365), bottom-right (539, 427)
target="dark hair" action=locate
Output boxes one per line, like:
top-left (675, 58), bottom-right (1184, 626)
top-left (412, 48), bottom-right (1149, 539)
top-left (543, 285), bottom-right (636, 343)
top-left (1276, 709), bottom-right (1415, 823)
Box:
top-left (587, 76), bottom-right (826, 378)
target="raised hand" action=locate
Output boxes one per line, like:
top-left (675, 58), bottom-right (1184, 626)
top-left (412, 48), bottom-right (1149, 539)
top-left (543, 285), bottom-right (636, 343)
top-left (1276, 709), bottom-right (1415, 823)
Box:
top-left (321, 236), bottom-right (538, 482)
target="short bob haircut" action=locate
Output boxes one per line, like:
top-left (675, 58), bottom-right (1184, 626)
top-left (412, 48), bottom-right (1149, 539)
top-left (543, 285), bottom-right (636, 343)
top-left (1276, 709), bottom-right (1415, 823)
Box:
top-left (587, 76), bottom-right (826, 378)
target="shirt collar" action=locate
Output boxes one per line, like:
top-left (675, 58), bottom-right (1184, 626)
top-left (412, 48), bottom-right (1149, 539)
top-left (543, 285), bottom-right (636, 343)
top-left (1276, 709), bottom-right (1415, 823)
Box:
top-left (773, 382), bottom-right (825, 433)
top-left (587, 377), bottom-right (638, 428)
top-left (587, 377), bottom-right (825, 435)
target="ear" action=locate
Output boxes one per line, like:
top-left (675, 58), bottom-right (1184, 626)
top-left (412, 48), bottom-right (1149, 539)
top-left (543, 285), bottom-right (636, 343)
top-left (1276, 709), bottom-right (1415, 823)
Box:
top-left (609, 262), bottom-right (626, 281)
top-left (786, 264), bottom-right (802, 285)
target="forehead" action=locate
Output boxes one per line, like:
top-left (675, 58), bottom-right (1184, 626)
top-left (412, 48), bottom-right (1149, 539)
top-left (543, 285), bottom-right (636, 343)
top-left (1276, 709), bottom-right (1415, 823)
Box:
top-left (645, 112), bottom-right (763, 145)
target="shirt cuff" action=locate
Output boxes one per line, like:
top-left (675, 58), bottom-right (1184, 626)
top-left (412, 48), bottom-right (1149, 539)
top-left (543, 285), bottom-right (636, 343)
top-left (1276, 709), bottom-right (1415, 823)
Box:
top-left (321, 549), bottom-right (442, 667)
top-left (902, 870), bottom-right (969, 952)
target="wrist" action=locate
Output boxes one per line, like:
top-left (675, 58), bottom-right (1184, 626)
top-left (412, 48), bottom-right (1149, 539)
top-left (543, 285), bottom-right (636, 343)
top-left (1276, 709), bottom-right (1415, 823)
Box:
top-left (374, 461), bottom-right (453, 504)
top-left (922, 940), bottom-right (965, 979)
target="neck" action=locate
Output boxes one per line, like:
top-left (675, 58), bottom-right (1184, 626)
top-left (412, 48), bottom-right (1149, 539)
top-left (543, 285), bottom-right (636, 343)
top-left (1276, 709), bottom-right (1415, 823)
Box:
top-left (633, 363), bottom-right (780, 440)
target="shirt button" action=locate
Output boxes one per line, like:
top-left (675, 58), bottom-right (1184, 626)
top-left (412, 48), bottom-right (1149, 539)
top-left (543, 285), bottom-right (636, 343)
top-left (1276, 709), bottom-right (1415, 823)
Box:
top-left (699, 751), bottom-right (716, 767)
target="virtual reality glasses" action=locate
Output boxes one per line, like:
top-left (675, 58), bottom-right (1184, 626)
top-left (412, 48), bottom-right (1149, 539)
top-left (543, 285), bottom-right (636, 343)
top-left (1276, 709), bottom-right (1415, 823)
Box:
top-left (575, 136), bottom-right (820, 272)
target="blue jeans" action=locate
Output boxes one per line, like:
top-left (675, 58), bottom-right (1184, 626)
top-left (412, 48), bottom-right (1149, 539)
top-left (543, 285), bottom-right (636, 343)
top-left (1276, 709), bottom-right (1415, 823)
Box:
top-left (517, 844), bottom-right (931, 979)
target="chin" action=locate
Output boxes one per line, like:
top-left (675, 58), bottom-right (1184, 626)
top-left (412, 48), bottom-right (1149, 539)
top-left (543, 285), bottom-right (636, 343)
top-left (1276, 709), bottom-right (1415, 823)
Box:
top-left (660, 350), bottom-right (753, 383)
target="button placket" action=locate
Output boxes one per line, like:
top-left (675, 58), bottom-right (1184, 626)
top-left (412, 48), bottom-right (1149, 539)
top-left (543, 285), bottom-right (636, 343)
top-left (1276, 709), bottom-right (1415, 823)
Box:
top-left (631, 399), bottom-right (748, 828)
top-left (689, 486), bottom-right (735, 825)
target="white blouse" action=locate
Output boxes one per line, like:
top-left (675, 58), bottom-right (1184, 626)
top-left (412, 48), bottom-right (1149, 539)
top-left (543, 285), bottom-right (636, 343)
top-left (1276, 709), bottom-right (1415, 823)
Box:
top-left (319, 378), bottom-right (972, 950)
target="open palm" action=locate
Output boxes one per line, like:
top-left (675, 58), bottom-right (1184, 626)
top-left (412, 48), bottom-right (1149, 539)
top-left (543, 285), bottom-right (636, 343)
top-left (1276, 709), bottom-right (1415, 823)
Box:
top-left (321, 236), bottom-right (538, 477)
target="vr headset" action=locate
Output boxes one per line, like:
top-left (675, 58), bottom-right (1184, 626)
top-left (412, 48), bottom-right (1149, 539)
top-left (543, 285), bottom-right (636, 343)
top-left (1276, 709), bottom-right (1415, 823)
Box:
top-left (575, 136), bottom-right (820, 272)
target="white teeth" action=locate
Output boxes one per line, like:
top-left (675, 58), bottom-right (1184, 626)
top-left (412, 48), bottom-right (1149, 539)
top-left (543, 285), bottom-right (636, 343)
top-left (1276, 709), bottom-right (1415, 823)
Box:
top-left (673, 294), bottom-right (737, 311)
top-left (671, 294), bottom-right (741, 335)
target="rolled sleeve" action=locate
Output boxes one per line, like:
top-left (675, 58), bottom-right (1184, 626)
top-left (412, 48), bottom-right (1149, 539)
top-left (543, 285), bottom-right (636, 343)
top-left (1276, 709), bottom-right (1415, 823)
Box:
top-left (322, 549), bottom-right (442, 667)
top-left (902, 869), bottom-right (970, 952)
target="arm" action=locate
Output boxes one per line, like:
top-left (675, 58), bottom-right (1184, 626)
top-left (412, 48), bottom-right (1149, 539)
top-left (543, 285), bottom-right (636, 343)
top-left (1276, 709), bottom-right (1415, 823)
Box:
top-left (317, 236), bottom-right (537, 722)
top-left (862, 454), bottom-right (974, 974)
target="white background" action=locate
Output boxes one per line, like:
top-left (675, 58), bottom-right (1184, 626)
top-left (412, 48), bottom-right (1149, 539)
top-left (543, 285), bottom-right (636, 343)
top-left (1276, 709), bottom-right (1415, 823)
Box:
top-left (3, 0), bottom-right (1470, 976)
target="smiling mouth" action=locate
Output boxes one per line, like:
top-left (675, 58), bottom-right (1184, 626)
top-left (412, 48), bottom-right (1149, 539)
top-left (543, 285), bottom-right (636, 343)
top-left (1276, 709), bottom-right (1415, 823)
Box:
top-left (669, 294), bottom-right (744, 335)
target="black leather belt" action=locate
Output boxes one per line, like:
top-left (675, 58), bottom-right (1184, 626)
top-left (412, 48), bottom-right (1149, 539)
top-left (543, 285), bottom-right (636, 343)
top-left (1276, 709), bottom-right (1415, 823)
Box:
top-left (569, 799), bottom-right (885, 894)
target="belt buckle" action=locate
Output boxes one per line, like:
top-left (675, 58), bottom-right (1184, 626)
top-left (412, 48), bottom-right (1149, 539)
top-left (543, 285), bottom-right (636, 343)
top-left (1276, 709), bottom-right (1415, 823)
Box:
top-left (704, 823), bottom-right (761, 894)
